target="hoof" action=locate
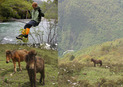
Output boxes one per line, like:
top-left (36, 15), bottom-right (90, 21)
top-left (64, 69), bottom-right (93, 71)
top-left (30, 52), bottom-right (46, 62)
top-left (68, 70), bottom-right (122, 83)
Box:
top-left (13, 72), bottom-right (16, 74)
top-left (20, 68), bottom-right (22, 71)
top-left (41, 84), bottom-right (45, 86)
top-left (39, 81), bottom-right (42, 84)
top-left (39, 80), bottom-right (42, 84)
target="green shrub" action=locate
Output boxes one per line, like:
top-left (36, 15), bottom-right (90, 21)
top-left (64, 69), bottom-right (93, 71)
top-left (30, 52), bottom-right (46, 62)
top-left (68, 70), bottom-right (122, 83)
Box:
top-left (69, 55), bottom-right (75, 61)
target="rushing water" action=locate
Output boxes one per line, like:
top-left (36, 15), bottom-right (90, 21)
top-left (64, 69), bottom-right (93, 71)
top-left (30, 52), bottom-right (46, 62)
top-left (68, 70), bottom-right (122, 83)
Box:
top-left (0, 19), bottom-right (53, 44)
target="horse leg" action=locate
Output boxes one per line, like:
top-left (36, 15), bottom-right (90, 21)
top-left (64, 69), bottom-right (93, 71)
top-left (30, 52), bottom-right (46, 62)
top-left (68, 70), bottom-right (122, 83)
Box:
top-left (30, 70), bottom-right (33, 87)
top-left (13, 62), bottom-right (16, 73)
top-left (27, 70), bottom-right (31, 82)
top-left (30, 76), bottom-right (33, 87)
top-left (42, 70), bottom-right (45, 85)
top-left (39, 72), bottom-right (42, 83)
top-left (18, 59), bottom-right (22, 71)
top-left (40, 70), bottom-right (45, 85)
top-left (100, 62), bottom-right (102, 66)
top-left (18, 62), bottom-right (22, 71)
top-left (34, 70), bottom-right (36, 87)
top-left (42, 69), bottom-right (45, 85)
top-left (27, 69), bottom-right (33, 87)
top-left (94, 63), bottom-right (96, 67)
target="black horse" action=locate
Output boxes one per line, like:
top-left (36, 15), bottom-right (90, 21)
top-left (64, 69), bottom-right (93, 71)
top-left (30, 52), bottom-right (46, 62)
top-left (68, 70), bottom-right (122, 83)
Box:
top-left (91, 58), bottom-right (102, 67)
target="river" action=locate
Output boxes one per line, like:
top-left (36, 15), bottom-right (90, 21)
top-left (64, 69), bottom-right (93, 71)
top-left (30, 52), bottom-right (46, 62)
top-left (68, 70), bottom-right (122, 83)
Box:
top-left (0, 19), bottom-right (54, 44)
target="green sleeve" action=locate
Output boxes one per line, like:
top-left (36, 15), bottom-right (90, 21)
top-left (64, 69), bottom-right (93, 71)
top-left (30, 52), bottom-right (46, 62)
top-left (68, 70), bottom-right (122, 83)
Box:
top-left (31, 10), bottom-right (39, 22)
top-left (33, 10), bottom-right (39, 21)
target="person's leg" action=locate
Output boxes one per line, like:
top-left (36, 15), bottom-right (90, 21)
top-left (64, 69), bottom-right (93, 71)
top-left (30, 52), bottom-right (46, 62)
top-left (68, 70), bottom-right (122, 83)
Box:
top-left (22, 20), bottom-right (37, 36)
top-left (21, 23), bottom-right (32, 36)
top-left (16, 20), bottom-right (37, 40)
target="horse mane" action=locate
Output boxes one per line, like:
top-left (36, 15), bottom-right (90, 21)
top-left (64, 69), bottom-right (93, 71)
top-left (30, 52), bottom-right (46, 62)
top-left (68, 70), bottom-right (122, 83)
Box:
top-left (25, 50), bottom-right (37, 63)
top-left (28, 50), bottom-right (37, 56)
top-left (91, 58), bottom-right (95, 61)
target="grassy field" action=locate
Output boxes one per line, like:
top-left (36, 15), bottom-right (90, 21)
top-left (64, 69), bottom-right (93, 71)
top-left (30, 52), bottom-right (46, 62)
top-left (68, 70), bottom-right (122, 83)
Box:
top-left (0, 44), bottom-right (58, 87)
top-left (58, 62), bottom-right (123, 87)
top-left (59, 38), bottom-right (123, 87)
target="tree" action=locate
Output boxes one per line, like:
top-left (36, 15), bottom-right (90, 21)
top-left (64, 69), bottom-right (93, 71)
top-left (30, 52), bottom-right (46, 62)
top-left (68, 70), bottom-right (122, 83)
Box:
top-left (0, 0), bottom-right (32, 21)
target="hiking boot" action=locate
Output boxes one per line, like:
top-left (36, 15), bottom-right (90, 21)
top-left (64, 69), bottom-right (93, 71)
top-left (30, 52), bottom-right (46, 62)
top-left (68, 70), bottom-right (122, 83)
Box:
top-left (23, 34), bottom-right (28, 38)
top-left (16, 34), bottom-right (23, 40)
top-left (16, 34), bottom-right (28, 40)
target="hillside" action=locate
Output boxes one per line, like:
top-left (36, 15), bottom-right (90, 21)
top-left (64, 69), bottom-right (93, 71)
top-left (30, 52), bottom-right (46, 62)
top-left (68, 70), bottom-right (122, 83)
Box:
top-left (0, 44), bottom-right (58, 87)
top-left (58, 38), bottom-right (123, 87)
top-left (58, 0), bottom-right (123, 56)
top-left (60, 38), bottom-right (123, 64)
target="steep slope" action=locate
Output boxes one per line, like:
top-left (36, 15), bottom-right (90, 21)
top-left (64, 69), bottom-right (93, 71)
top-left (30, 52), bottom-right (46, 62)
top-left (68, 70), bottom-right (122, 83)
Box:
top-left (59, 38), bottom-right (123, 65)
top-left (75, 38), bottom-right (123, 64)
top-left (58, 38), bottom-right (123, 87)
top-left (58, 0), bottom-right (123, 56)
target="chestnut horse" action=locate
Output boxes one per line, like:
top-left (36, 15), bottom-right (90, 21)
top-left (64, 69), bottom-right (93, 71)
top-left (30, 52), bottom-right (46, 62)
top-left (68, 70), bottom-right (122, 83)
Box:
top-left (91, 58), bottom-right (102, 67)
top-left (6, 49), bottom-right (28, 72)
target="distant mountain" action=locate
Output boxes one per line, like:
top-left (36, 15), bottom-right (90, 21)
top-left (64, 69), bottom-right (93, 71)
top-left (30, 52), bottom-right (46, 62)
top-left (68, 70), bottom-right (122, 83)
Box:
top-left (58, 0), bottom-right (123, 56)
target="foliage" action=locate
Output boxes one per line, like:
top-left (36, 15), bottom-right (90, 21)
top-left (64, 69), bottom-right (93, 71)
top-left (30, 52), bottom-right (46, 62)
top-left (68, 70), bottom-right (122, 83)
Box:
top-left (58, 0), bottom-right (123, 56)
top-left (0, 0), bottom-right (32, 21)
top-left (69, 55), bottom-right (75, 61)
top-left (40, 0), bottom-right (58, 19)
top-left (0, 0), bottom-right (58, 21)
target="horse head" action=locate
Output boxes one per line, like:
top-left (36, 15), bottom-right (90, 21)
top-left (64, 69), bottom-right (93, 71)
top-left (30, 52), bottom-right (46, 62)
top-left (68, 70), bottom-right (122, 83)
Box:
top-left (91, 58), bottom-right (94, 62)
top-left (6, 50), bottom-right (12, 63)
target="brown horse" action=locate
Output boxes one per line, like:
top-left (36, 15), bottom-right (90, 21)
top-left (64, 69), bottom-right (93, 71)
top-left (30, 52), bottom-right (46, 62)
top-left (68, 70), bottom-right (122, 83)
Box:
top-left (6, 49), bottom-right (28, 72)
top-left (25, 50), bottom-right (45, 87)
top-left (91, 58), bottom-right (102, 67)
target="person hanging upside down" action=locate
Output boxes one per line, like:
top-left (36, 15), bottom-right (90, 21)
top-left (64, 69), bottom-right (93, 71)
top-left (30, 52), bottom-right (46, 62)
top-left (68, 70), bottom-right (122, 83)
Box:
top-left (16, 2), bottom-right (44, 40)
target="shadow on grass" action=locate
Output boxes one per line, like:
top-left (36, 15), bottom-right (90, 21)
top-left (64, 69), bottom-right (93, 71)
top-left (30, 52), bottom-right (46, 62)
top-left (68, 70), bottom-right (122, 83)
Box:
top-left (21, 82), bottom-right (30, 87)
top-left (0, 68), bottom-right (13, 76)
top-left (0, 67), bottom-right (27, 77)
top-left (21, 81), bottom-right (44, 87)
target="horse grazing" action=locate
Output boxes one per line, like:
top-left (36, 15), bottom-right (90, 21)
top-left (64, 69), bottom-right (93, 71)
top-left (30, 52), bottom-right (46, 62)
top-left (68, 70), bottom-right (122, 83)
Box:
top-left (25, 50), bottom-right (45, 87)
top-left (6, 49), bottom-right (28, 72)
top-left (91, 58), bottom-right (102, 67)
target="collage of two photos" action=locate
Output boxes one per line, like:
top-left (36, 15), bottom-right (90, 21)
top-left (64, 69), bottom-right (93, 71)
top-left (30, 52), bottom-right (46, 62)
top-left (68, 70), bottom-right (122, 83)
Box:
top-left (0, 0), bottom-right (123, 87)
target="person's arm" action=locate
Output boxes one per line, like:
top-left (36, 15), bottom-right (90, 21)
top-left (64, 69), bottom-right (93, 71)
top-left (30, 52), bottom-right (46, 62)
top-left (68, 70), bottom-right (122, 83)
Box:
top-left (40, 9), bottom-right (44, 17)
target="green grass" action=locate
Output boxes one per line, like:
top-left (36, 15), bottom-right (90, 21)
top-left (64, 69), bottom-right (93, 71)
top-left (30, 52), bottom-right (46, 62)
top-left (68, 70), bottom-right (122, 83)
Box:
top-left (78, 67), bottom-right (122, 84)
top-left (58, 62), bottom-right (123, 87)
top-left (0, 44), bottom-right (58, 87)
top-left (59, 38), bottom-right (123, 87)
